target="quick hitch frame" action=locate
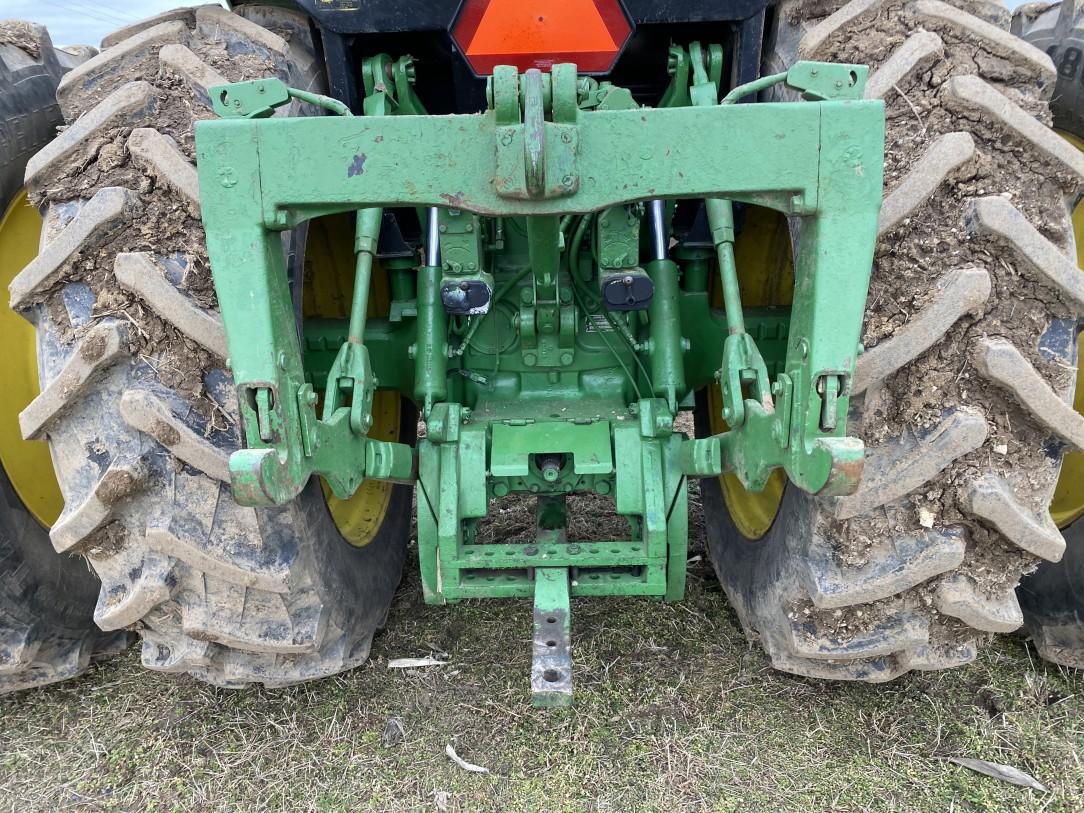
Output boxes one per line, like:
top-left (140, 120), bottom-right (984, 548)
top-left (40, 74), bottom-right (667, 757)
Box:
top-left (196, 58), bottom-right (883, 509)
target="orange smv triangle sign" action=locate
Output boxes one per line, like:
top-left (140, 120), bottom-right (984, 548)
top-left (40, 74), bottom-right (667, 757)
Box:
top-left (454, 0), bottom-right (632, 75)
top-left (468, 0), bottom-right (617, 55)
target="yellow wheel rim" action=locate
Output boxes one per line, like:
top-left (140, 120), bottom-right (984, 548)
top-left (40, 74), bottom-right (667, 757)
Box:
top-left (304, 213), bottom-right (403, 547)
top-left (707, 206), bottom-right (792, 540)
top-left (0, 191), bottom-right (63, 527)
top-left (1051, 131), bottom-right (1084, 529)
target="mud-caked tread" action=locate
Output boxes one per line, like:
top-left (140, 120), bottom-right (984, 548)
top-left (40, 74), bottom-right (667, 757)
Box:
top-left (961, 472), bottom-right (1067, 561)
top-left (1015, 5), bottom-right (1084, 671)
top-left (833, 408), bottom-right (989, 521)
top-left (18, 7), bottom-right (411, 689)
top-left (114, 252), bottom-right (226, 356)
top-left (0, 21), bottom-right (130, 694)
top-left (157, 43), bottom-right (227, 103)
top-left (966, 195), bottom-right (1084, 309)
top-left (125, 129), bottom-right (200, 216)
top-left (699, 0), bottom-right (1082, 681)
top-left (9, 186), bottom-right (142, 310)
top-left (864, 30), bottom-right (944, 99)
top-left (907, 0), bottom-right (1057, 86)
top-left (49, 455), bottom-right (148, 553)
top-left (100, 8), bottom-right (202, 51)
top-left (56, 20), bottom-right (190, 121)
top-left (23, 82), bottom-right (157, 192)
top-left (17, 319), bottom-right (128, 440)
top-left (972, 337), bottom-right (1084, 448)
top-left (119, 389), bottom-right (231, 482)
top-left (853, 266), bottom-right (991, 393)
top-left (878, 131), bottom-right (976, 236)
top-left (934, 574), bottom-right (1025, 632)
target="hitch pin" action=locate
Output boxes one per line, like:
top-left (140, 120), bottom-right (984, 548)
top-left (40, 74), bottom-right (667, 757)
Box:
top-left (819, 375), bottom-right (841, 432)
top-left (255, 387), bottom-right (274, 442)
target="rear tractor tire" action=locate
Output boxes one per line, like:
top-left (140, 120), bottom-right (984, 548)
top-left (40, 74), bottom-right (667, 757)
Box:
top-left (698, 0), bottom-right (1083, 680)
top-left (0, 20), bottom-right (130, 692)
top-left (10, 6), bottom-right (414, 689)
top-left (1012, 0), bottom-right (1084, 670)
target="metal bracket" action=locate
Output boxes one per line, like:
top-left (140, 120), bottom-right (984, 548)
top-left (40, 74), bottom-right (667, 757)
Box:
top-left (493, 64), bottom-right (580, 200)
top-left (786, 61), bottom-right (868, 101)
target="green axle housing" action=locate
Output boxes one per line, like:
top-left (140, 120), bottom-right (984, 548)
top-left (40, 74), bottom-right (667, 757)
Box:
top-left (194, 48), bottom-right (884, 705)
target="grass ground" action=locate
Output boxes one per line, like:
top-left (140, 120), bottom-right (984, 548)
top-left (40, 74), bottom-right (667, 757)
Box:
top-left (1, 487), bottom-right (1082, 813)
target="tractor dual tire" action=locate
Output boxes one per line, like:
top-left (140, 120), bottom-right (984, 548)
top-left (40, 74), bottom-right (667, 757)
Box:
top-left (1017, 517), bottom-right (1084, 667)
top-left (1012, 0), bottom-right (1084, 671)
top-left (0, 21), bottom-right (130, 692)
top-left (11, 6), bottom-right (413, 689)
top-left (698, 0), bottom-right (1083, 680)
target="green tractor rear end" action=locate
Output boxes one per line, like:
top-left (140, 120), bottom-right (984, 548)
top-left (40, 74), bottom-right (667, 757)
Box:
top-left (2, 0), bottom-right (1082, 701)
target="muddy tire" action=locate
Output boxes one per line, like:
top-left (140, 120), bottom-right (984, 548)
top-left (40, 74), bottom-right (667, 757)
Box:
top-left (697, 0), bottom-right (1083, 680)
top-left (1017, 518), bottom-right (1084, 667)
top-left (1011, 1), bottom-right (1084, 671)
top-left (11, 7), bottom-right (414, 689)
top-left (0, 21), bottom-right (130, 692)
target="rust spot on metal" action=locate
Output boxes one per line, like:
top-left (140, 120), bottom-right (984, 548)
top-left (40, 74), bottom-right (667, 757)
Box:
top-left (347, 153), bottom-right (367, 177)
top-left (440, 191), bottom-right (465, 207)
top-left (818, 455), bottom-right (864, 497)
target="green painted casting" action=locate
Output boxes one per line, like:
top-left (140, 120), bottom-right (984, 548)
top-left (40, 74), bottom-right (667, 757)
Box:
top-left (195, 42), bottom-right (884, 688)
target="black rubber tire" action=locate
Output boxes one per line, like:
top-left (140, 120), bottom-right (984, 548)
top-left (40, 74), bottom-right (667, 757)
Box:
top-left (0, 20), bottom-right (129, 692)
top-left (1014, 1), bottom-right (1084, 139)
top-left (11, 6), bottom-right (414, 689)
top-left (697, 0), bottom-right (1083, 680)
top-left (1017, 518), bottom-right (1084, 667)
top-left (1014, 1), bottom-right (1084, 671)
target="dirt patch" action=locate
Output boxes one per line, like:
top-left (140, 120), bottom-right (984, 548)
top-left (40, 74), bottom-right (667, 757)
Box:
top-left (0, 20), bottom-right (41, 58)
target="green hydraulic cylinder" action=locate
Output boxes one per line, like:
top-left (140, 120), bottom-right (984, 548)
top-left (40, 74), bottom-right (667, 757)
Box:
top-left (347, 207), bottom-right (383, 344)
top-left (414, 207), bottom-right (448, 415)
top-left (704, 197), bottom-right (744, 335)
top-left (645, 200), bottom-right (685, 411)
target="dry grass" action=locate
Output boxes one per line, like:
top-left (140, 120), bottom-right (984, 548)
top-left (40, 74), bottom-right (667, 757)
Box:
top-left (1, 489), bottom-right (1082, 812)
